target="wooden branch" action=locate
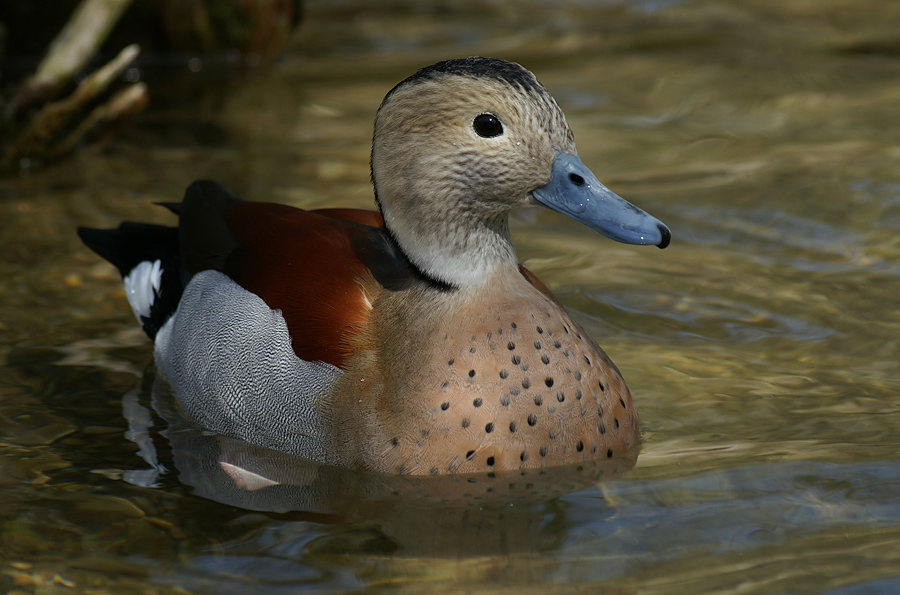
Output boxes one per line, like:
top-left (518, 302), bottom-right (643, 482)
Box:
top-left (5, 44), bottom-right (141, 163)
top-left (7, 0), bottom-right (135, 117)
top-left (51, 81), bottom-right (149, 160)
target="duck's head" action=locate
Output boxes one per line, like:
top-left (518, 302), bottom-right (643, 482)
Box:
top-left (371, 57), bottom-right (670, 289)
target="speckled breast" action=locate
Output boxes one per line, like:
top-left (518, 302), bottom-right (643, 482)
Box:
top-left (373, 292), bottom-right (640, 475)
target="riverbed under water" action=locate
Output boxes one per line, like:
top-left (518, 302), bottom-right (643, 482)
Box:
top-left (2, 0), bottom-right (900, 593)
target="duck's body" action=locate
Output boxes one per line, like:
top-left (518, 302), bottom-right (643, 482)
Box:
top-left (335, 265), bottom-right (634, 475)
top-left (80, 57), bottom-right (669, 475)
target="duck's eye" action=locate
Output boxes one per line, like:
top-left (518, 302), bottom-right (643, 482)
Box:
top-left (473, 113), bottom-right (503, 138)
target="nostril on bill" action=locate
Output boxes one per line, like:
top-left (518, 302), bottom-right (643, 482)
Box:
top-left (568, 173), bottom-right (586, 186)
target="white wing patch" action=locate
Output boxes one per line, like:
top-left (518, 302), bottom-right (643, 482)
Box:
top-left (123, 259), bottom-right (163, 322)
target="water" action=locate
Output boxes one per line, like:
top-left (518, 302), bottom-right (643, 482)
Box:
top-left (2, 0), bottom-right (900, 592)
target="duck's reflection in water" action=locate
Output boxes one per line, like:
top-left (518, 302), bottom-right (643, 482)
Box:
top-left (126, 368), bottom-right (638, 558)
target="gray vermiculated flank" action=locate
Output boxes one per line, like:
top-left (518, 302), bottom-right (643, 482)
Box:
top-left (154, 270), bottom-right (342, 463)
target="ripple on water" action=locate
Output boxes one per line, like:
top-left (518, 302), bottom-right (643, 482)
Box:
top-left (851, 179), bottom-right (900, 231)
top-left (565, 459), bottom-right (900, 563)
top-left (584, 289), bottom-right (835, 344)
top-left (672, 204), bottom-right (880, 273)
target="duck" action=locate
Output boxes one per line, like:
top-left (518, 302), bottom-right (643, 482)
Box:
top-left (79, 57), bottom-right (670, 476)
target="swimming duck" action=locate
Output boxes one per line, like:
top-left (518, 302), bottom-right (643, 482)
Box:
top-left (79, 57), bottom-right (670, 475)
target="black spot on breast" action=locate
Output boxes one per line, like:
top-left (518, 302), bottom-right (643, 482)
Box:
top-left (614, 418), bottom-right (620, 429)
top-left (607, 449), bottom-right (613, 458)
top-left (441, 402), bottom-right (449, 411)
top-left (462, 418), bottom-right (470, 428)
top-left (499, 369), bottom-right (509, 379)
top-left (441, 381), bottom-right (449, 389)
top-left (487, 456), bottom-right (495, 466)
top-left (527, 413), bottom-right (537, 426)
top-left (511, 322), bottom-right (517, 329)
top-left (598, 380), bottom-right (605, 392)
top-left (512, 354), bottom-right (521, 365)
top-left (473, 397), bottom-right (483, 408)
top-left (508, 341), bottom-right (516, 350)
top-left (500, 395), bottom-right (511, 406)
top-left (620, 397), bottom-right (627, 408)
top-left (509, 421), bottom-right (518, 432)
top-left (469, 347), bottom-right (477, 354)
top-left (468, 369), bottom-right (476, 378)
top-left (548, 431), bottom-right (557, 440)
top-left (391, 437), bottom-right (399, 447)
top-left (545, 377), bottom-right (554, 388)
top-left (539, 445), bottom-right (548, 457)
top-left (486, 332), bottom-right (492, 340)
top-left (574, 371), bottom-right (582, 381)
top-left (597, 405), bottom-right (604, 417)
top-left (522, 378), bottom-right (531, 389)
top-left (541, 354), bottom-right (550, 365)
top-left (575, 389), bottom-right (582, 400)
top-left (576, 440), bottom-right (584, 452)
top-left (534, 395), bottom-right (543, 406)
top-left (521, 362), bottom-right (530, 372)
top-left (466, 450), bottom-right (476, 460)
top-left (536, 326), bottom-right (543, 334)
top-left (583, 355), bottom-right (591, 366)
top-left (556, 391), bottom-right (565, 402)
top-left (430, 467), bottom-right (439, 475)
top-left (520, 450), bottom-right (529, 462)
top-left (509, 386), bottom-right (520, 397)
top-left (534, 341), bottom-right (542, 350)
top-left (448, 359), bottom-right (455, 366)
top-left (599, 422), bottom-right (606, 435)
top-left (485, 422), bottom-right (494, 433)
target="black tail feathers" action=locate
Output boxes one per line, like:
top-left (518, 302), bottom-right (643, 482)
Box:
top-left (78, 222), bottom-right (184, 339)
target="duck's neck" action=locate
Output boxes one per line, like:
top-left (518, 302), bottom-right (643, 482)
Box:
top-left (380, 203), bottom-right (520, 290)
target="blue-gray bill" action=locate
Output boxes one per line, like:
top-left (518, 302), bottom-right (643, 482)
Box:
top-left (532, 151), bottom-right (671, 249)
